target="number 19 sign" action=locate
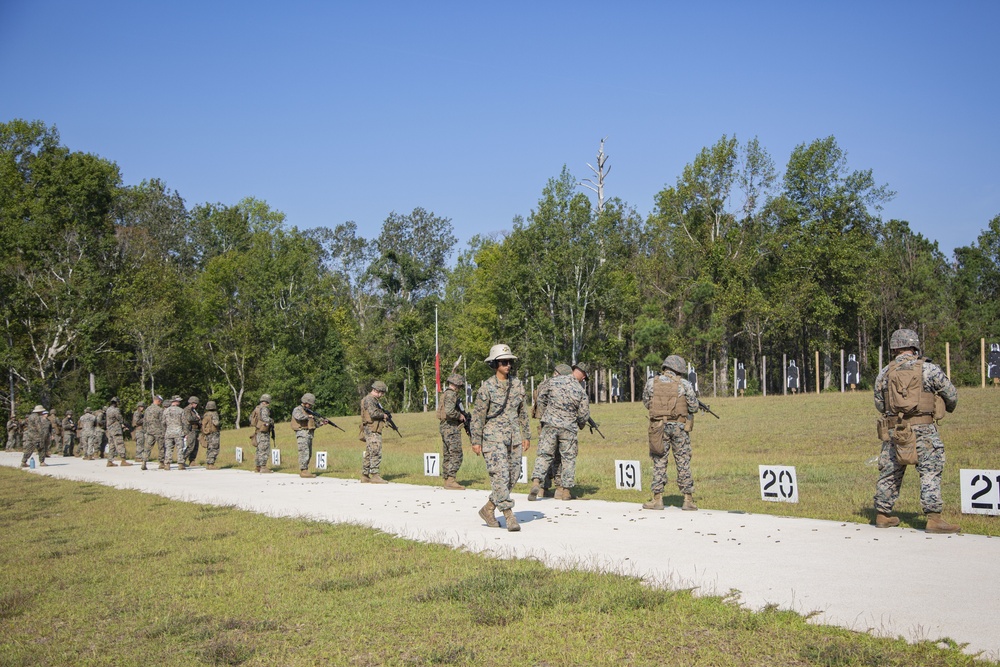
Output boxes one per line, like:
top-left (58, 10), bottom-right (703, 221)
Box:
top-left (759, 465), bottom-right (798, 503)
top-left (960, 469), bottom-right (1000, 515)
top-left (615, 460), bottom-right (642, 491)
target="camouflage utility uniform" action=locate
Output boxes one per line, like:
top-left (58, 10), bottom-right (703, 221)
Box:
top-left (251, 400), bottom-right (274, 470)
top-left (131, 405), bottom-right (146, 464)
top-left (874, 351), bottom-right (958, 516)
top-left (163, 401), bottom-right (186, 466)
top-left (21, 409), bottom-right (51, 466)
top-left (143, 399), bottom-right (165, 466)
top-left (105, 403), bottom-right (127, 464)
top-left (201, 404), bottom-right (221, 467)
top-left (471, 375), bottom-right (530, 512)
top-left (531, 375), bottom-right (589, 491)
top-left (79, 410), bottom-right (98, 458)
top-left (62, 413), bottom-right (76, 456)
top-left (291, 404), bottom-right (315, 471)
top-left (183, 398), bottom-right (201, 464)
top-left (46, 412), bottom-right (60, 456)
top-left (6, 418), bottom-right (20, 451)
top-left (439, 384), bottom-right (466, 481)
top-left (361, 394), bottom-right (385, 478)
top-left (643, 368), bottom-right (698, 497)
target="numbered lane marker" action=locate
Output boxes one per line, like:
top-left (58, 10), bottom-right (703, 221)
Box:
top-left (759, 465), bottom-right (798, 503)
top-left (960, 469), bottom-right (1000, 515)
top-left (423, 453), bottom-right (440, 477)
top-left (271, 449), bottom-right (281, 466)
top-left (316, 451), bottom-right (327, 470)
top-left (519, 456), bottom-right (528, 484)
top-left (235, 447), bottom-right (243, 463)
top-left (615, 460), bottom-right (642, 491)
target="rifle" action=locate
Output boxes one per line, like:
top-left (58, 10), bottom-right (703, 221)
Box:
top-left (375, 401), bottom-right (402, 438)
top-left (697, 399), bottom-right (720, 419)
top-left (456, 400), bottom-right (472, 438)
top-left (304, 407), bottom-right (346, 432)
top-left (586, 417), bottom-right (605, 439)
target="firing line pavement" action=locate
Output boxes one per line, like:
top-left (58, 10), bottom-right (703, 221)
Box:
top-left (3, 452), bottom-right (998, 660)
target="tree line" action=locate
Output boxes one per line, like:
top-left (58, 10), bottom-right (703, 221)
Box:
top-left (3, 119), bottom-right (998, 426)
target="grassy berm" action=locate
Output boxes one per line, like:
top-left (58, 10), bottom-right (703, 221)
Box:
top-left (1, 469), bottom-right (995, 667)
top-left (221, 387), bottom-right (1000, 534)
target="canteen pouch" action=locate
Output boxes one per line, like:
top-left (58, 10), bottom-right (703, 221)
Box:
top-left (890, 420), bottom-right (918, 465)
top-left (876, 415), bottom-right (890, 441)
top-left (436, 393), bottom-right (446, 421)
top-left (933, 395), bottom-right (946, 421)
top-left (683, 415), bottom-right (693, 433)
top-left (358, 423), bottom-right (367, 442)
top-left (648, 419), bottom-right (665, 457)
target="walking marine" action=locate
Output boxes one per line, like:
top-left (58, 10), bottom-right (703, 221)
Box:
top-left (438, 373), bottom-right (468, 490)
top-left (530, 362), bottom-right (590, 501)
top-left (642, 355), bottom-right (699, 511)
top-left (873, 328), bottom-right (960, 534)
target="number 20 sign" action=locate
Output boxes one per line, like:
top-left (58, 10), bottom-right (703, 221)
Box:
top-left (759, 465), bottom-right (798, 503)
top-left (960, 469), bottom-right (1000, 515)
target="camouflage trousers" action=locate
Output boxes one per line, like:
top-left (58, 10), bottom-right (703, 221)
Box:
top-left (164, 435), bottom-right (185, 464)
top-left (650, 422), bottom-right (694, 495)
top-left (62, 433), bottom-right (75, 456)
top-left (204, 432), bottom-right (221, 466)
top-left (439, 423), bottom-right (464, 478)
top-left (106, 432), bottom-right (126, 461)
top-left (541, 448), bottom-right (562, 490)
top-left (532, 425), bottom-right (578, 488)
top-left (20, 437), bottom-right (46, 465)
top-left (255, 433), bottom-right (270, 467)
top-left (874, 424), bottom-right (945, 514)
top-left (6, 433), bottom-right (19, 451)
top-left (295, 430), bottom-right (313, 470)
top-left (183, 431), bottom-right (199, 463)
top-left (83, 432), bottom-right (99, 458)
top-left (363, 432), bottom-right (382, 476)
top-left (143, 433), bottom-right (162, 463)
top-left (483, 440), bottom-right (523, 512)
top-left (133, 432), bottom-right (150, 463)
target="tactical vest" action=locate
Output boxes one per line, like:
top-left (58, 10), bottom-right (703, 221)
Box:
top-left (201, 412), bottom-right (219, 434)
top-left (649, 376), bottom-right (686, 421)
top-left (290, 408), bottom-right (315, 431)
top-left (436, 392), bottom-right (447, 421)
top-left (249, 404), bottom-right (270, 433)
top-left (886, 359), bottom-right (936, 424)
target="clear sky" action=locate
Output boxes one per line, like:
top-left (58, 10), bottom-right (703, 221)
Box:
top-left (2, 1), bottom-right (997, 258)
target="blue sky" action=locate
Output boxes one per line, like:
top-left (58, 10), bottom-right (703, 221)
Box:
top-left (2, 1), bottom-right (997, 257)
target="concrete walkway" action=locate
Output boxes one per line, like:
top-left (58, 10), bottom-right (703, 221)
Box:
top-left (4, 452), bottom-right (998, 659)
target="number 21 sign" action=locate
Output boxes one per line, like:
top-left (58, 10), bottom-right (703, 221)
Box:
top-left (960, 469), bottom-right (1000, 515)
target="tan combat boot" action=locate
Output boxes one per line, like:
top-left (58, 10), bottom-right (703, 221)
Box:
top-left (140, 463), bottom-right (147, 471)
top-left (369, 474), bottom-right (387, 484)
top-left (205, 464), bottom-right (216, 470)
top-left (682, 494), bottom-right (698, 511)
top-left (259, 467), bottom-right (273, 474)
top-left (925, 513), bottom-right (960, 534)
top-left (875, 512), bottom-right (900, 528)
top-left (177, 462), bottom-right (186, 470)
top-left (120, 459), bottom-right (133, 467)
top-left (299, 470), bottom-right (316, 478)
top-left (106, 460), bottom-right (115, 467)
top-left (556, 486), bottom-right (572, 501)
top-left (528, 479), bottom-right (542, 501)
top-left (642, 493), bottom-right (664, 510)
top-left (503, 509), bottom-right (520, 532)
top-left (39, 461), bottom-right (47, 467)
top-left (360, 474), bottom-right (371, 483)
top-left (478, 500), bottom-right (500, 528)
top-left (443, 476), bottom-right (464, 490)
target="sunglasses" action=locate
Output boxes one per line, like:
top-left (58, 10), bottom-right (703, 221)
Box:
top-left (497, 360), bottom-right (512, 366)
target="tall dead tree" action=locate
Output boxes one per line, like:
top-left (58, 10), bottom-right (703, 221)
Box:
top-left (580, 137), bottom-right (610, 214)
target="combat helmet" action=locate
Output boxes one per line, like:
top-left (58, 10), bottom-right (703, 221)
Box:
top-left (554, 363), bottom-right (573, 376)
top-left (662, 355), bottom-right (687, 375)
top-left (188, 396), bottom-right (199, 405)
top-left (372, 381), bottom-right (388, 393)
top-left (485, 344), bottom-right (517, 364)
top-left (889, 329), bottom-right (920, 352)
top-left (110, 396), bottom-right (119, 404)
top-left (66, 410), bottom-right (73, 415)
top-left (446, 374), bottom-right (465, 387)
top-left (136, 401), bottom-right (145, 408)
top-left (205, 400), bottom-right (217, 410)
top-left (259, 394), bottom-right (272, 403)
top-left (572, 362), bottom-right (590, 379)
top-left (301, 393), bottom-right (316, 405)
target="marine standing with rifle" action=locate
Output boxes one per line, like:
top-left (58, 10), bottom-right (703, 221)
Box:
top-left (105, 397), bottom-right (131, 467)
top-left (529, 362), bottom-right (590, 501)
top-left (249, 394), bottom-right (274, 474)
top-left (183, 396), bottom-right (201, 466)
top-left (360, 381), bottom-right (389, 484)
top-left (62, 410), bottom-right (76, 456)
top-left (201, 400), bottom-right (221, 469)
top-left (873, 328), bottom-right (959, 533)
top-left (143, 395), bottom-right (165, 470)
top-left (471, 344), bottom-right (530, 532)
top-left (163, 395), bottom-right (186, 470)
top-left (642, 355), bottom-right (699, 511)
top-left (291, 393), bottom-right (322, 478)
top-left (438, 373), bottom-right (467, 490)
top-left (6, 415), bottom-right (21, 451)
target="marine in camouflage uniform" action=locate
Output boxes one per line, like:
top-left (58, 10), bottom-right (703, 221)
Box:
top-left (20, 406), bottom-right (51, 467)
top-left (143, 395), bottom-right (165, 469)
top-left (104, 398), bottom-right (131, 466)
top-left (46, 411), bottom-right (61, 456)
top-left (873, 328), bottom-right (960, 533)
top-left (62, 411), bottom-right (76, 456)
top-left (471, 344), bottom-right (530, 532)
top-left (182, 396), bottom-right (201, 465)
top-left (162, 396), bottom-right (186, 469)
top-left (6, 416), bottom-right (21, 451)
top-left (201, 400), bottom-right (221, 469)
top-left (131, 402), bottom-right (147, 469)
top-left (291, 393), bottom-right (320, 477)
top-left (79, 409), bottom-right (98, 459)
top-left (530, 363), bottom-right (589, 501)
top-left (642, 355), bottom-right (699, 511)
top-left (439, 373), bottom-right (467, 490)
top-left (94, 407), bottom-right (107, 458)
top-left (360, 382), bottom-right (389, 483)
top-left (250, 394), bottom-right (274, 473)
top-left (530, 364), bottom-right (572, 498)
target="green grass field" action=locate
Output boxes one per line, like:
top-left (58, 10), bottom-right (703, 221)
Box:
top-left (1, 468), bottom-right (994, 666)
top-left (210, 387), bottom-right (1000, 535)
